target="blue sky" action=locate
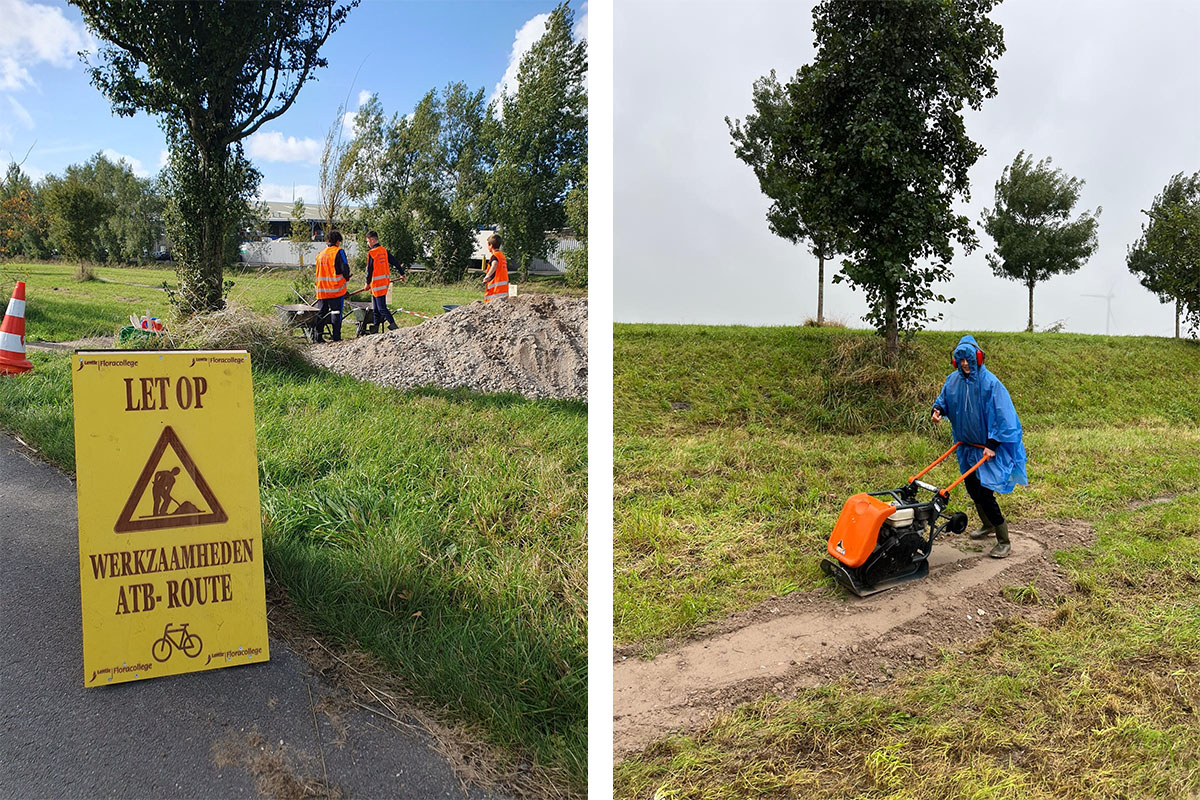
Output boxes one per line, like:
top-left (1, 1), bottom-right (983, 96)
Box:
top-left (0, 0), bottom-right (588, 204)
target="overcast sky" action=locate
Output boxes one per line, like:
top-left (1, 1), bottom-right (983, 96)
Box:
top-left (614, 0), bottom-right (1200, 337)
top-left (0, 0), bottom-right (586, 205)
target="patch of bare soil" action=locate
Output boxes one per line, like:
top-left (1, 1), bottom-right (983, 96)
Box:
top-left (25, 335), bottom-right (116, 352)
top-left (613, 519), bottom-right (1095, 758)
top-left (212, 725), bottom-right (341, 800)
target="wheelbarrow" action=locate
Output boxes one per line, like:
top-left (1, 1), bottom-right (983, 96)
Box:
top-left (274, 303), bottom-right (322, 343)
top-left (349, 301), bottom-right (384, 336)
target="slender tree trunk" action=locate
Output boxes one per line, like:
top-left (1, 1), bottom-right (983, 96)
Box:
top-left (521, 253), bottom-right (528, 283)
top-left (817, 253), bottom-right (825, 325)
top-left (177, 142), bottom-right (232, 313)
top-left (1176, 299), bottom-right (1181, 339)
top-left (1027, 281), bottom-right (1035, 332)
top-left (884, 289), bottom-right (899, 368)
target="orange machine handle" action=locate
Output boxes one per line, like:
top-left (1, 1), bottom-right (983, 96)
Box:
top-left (909, 442), bottom-right (960, 484)
top-left (939, 448), bottom-right (993, 497)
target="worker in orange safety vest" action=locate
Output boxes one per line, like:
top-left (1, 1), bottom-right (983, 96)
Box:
top-left (365, 230), bottom-right (405, 331)
top-left (314, 230), bottom-right (350, 342)
top-left (483, 233), bottom-right (509, 302)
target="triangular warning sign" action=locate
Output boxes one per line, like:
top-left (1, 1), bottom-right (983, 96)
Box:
top-left (114, 426), bottom-right (227, 533)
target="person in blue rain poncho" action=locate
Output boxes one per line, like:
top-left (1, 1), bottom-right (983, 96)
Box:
top-left (931, 335), bottom-right (1028, 558)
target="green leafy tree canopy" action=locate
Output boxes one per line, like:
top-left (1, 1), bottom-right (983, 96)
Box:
top-left (727, 70), bottom-right (845, 323)
top-left (347, 83), bottom-right (491, 283)
top-left (489, 1), bottom-right (587, 280)
top-left (789, 0), bottom-right (1005, 363)
top-left (1127, 171), bottom-right (1200, 337)
top-left (44, 176), bottom-right (111, 263)
top-left (980, 150), bottom-right (1100, 331)
top-left (71, 0), bottom-right (358, 311)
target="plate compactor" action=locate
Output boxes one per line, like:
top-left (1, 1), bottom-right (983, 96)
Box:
top-left (820, 442), bottom-right (992, 597)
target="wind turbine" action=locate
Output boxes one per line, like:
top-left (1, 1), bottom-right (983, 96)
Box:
top-left (1082, 282), bottom-right (1117, 336)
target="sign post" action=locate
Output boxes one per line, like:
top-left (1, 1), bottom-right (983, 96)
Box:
top-left (71, 350), bottom-right (269, 686)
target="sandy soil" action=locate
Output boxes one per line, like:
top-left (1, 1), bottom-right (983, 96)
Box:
top-left (308, 295), bottom-right (587, 400)
top-left (26, 336), bottom-right (117, 352)
top-left (613, 519), bottom-right (1096, 757)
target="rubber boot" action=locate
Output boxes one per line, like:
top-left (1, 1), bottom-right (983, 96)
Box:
top-left (969, 500), bottom-right (996, 540)
top-left (989, 522), bottom-right (1011, 558)
top-left (388, 321), bottom-right (398, 331)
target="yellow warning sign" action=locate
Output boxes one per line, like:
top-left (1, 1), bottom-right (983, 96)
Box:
top-left (71, 351), bottom-right (269, 686)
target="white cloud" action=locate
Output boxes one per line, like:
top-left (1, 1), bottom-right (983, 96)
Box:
top-left (575, 1), bottom-right (589, 41)
top-left (246, 131), bottom-right (322, 164)
top-left (157, 149), bottom-right (168, 170)
top-left (491, 7), bottom-right (589, 114)
top-left (6, 96), bottom-right (33, 129)
top-left (339, 90), bottom-right (372, 139)
top-left (491, 12), bottom-right (551, 108)
top-left (257, 182), bottom-right (321, 204)
top-left (101, 148), bottom-right (148, 177)
top-left (0, 0), bottom-right (94, 90)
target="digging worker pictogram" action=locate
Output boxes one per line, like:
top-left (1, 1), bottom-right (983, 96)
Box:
top-left (365, 229), bottom-right (405, 331)
top-left (482, 233), bottom-right (509, 302)
top-left (151, 466), bottom-right (181, 516)
top-left (314, 230), bottom-right (350, 342)
top-left (931, 335), bottom-right (1028, 558)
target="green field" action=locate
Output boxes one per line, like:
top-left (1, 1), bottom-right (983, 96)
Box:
top-left (614, 324), bottom-right (1200, 798)
top-left (0, 263), bottom-right (587, 797)
top-left (0, 261), bottom-right (579, 343)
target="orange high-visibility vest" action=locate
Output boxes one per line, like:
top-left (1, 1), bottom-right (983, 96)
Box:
top-left (315, 246), bottom-right (346, 299)
top-left (368, 246), bottom-right (391, 297)
top-left (484, 251), bottom-right (508, 302)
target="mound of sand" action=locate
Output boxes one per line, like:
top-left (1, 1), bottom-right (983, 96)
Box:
top-left (307, 295), bottom-right (587, 400)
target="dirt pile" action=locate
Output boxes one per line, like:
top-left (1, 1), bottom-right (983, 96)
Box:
top-left (308, 295), bottom-right (588, 400)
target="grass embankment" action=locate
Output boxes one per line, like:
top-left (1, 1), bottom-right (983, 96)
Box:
top-left (615, 325), bottom-right (1200, 647)
top-left (614, 324), bottom-right (1200, 798)
top-left (0, 261), bottom-right (576, 343)
top-left (0, 267), bottom-right (587, 795)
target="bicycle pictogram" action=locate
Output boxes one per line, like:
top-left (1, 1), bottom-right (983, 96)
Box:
top-left (151, 623), bottom-right (203, 662)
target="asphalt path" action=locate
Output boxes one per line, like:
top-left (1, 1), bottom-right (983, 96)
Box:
top-left (0, 434), bottom-right (502, 799)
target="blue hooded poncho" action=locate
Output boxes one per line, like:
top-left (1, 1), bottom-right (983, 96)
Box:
top-left (932, 335), bottom-right (1028, 494)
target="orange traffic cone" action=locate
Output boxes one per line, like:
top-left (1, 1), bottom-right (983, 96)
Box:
top-left (0, 281), bottom-right (33, 375)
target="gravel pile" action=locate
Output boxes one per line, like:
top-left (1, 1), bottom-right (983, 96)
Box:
top-left (307, 295), bottom-right (588, 400)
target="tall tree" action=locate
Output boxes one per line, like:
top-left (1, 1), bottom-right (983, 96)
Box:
top-left (0, 164), bottom-right (49, 259)
top-left (783, 0), bottom-right (1004, 364)
top-left (563, 163), bottom-right (587, 288)
top-left (727, 70), bottom-right (843, 324)
top-left (71, 0), bottom-right (358, 312)
top-left (489, 1), bottom-right (587, 281)
top-left (1127, 172), bottom-right (1200, 337)
top-left (68, 152), bottom-right (164, 265)
top-left (43, 176), bottom-right (111, 263)
top-left (319, 100), bottom-right (355, 236)
top-left (288, 196), bottom-right (311, 265)
top-left (980, 151), bottom-right (1100, 332)
top-left (349, 83), bottom-right (491, 282)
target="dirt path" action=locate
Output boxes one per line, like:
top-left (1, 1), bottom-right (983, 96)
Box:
top-left (613, 519), bottom-right (1094, 757)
